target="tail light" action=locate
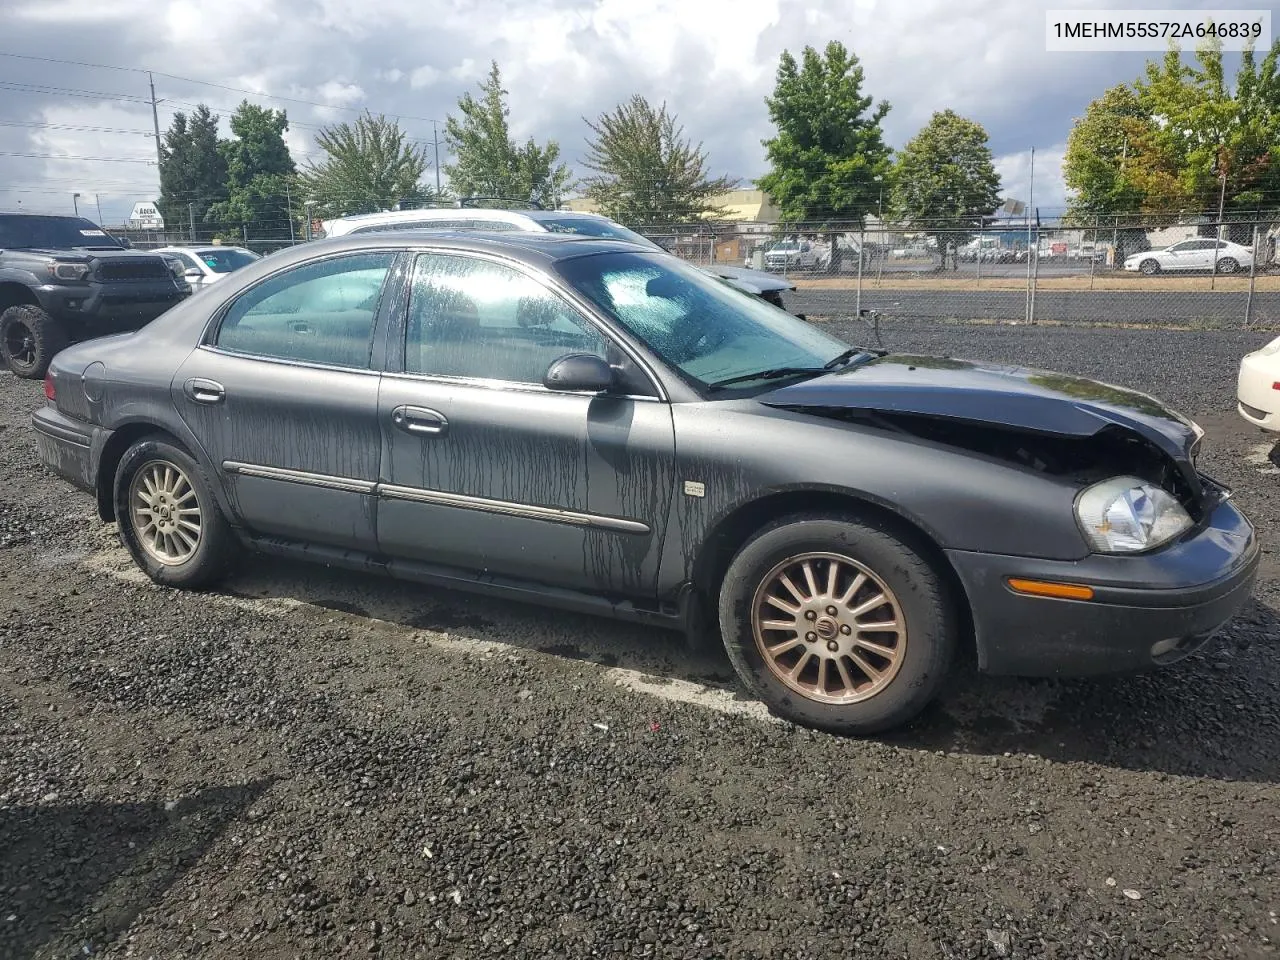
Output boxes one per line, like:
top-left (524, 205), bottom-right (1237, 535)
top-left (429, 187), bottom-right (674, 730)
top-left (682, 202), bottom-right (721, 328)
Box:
top-left (43, 372), bottom-right (55, 402)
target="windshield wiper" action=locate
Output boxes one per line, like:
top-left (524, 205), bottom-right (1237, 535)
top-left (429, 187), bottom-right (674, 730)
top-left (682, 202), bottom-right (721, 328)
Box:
top-left (707, 366), bottom-right (827, 391)
top-left (822, 346), bottom-right (885, 370)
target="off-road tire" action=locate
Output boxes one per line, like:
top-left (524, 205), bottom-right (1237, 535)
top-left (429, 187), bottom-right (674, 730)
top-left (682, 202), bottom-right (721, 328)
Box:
top-left (0, 304), bottom-right (67, 379)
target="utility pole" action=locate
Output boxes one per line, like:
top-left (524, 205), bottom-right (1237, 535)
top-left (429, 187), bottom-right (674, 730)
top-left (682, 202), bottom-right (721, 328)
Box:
top-left (1024, 147), bottom-right (1035, 322)
top-left (433, 120), bottom-right (442, 194)
top-left (188, 202), bottom-right (196, 242)
top-left (148, 72), bottom-right (164, 176)
top-left (95, 193), bottom-right (104, 224)
top-left (285, 180), bottom-right (296, 244)
top-left (72, 192), bottom-right (81, 217)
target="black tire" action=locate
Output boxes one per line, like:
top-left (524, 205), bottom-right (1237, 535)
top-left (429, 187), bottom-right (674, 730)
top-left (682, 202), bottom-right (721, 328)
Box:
top-left (114, 435), bottom-right (238, 588)
top-left (1139, 259), bottom-right (1161, 276)
top-left (1216, 257), bottom-right (1239, 275)
top-left (0, 304), bottom-right (67, 379)
top-left (718, 513), bottom-right (957, 735)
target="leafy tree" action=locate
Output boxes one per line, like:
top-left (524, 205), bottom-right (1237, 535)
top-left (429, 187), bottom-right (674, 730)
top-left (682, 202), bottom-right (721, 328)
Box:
top-left (157, 105), bottom-right (227, 242)
top-left (443, 61), bottom-right (572, 208)
top-left (300, 111), bottom-right (441, 217)
top-left (890, 109), bottom-right (1001, 268)
top-left (1064, 35), bottom-right (1280, 235)
top-left (207, 101), bottom-right (298, 244)
top-left (1062, 84), bottom-right (1155, 222)
top-left (756, 41), bottom-right (892, 225)
top-left (580, 95), bottom-right (735, 224)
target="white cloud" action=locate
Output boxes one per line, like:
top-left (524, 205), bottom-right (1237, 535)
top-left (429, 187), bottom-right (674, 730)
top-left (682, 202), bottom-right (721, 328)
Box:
top-left (0, 0), bottom-right (1248, 220)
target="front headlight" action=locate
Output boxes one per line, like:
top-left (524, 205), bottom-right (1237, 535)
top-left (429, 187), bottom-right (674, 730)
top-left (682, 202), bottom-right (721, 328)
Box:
top-left (1075, 476), bottom-right (1192, 554)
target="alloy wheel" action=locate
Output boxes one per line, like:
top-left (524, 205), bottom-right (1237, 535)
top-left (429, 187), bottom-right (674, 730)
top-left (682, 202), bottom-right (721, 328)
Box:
top-left (128, 459), bottom-right (203, 565)
top-left (751, 551), bottom-right (907, 704)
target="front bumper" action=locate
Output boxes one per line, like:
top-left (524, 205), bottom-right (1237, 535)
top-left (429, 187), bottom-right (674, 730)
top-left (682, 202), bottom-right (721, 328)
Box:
top-left (33, 280), bottom-right (189, 330)
top-left (31, 405), bottom-right (102, 495)
top-left (946, 496), bottom-right (1260, 677)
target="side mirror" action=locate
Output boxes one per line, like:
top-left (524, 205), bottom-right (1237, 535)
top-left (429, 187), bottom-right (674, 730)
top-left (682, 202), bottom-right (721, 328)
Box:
top-left (117, 237), bottom-right (131, 249)
top-left (543, 353), bottom-right (614, 393)
top-left (184, 268), bottom-right (203, 280)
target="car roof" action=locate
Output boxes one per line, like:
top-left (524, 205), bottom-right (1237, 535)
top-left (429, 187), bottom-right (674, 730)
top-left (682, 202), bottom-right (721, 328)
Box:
top-left (325, 207), bottom-right (539, 234)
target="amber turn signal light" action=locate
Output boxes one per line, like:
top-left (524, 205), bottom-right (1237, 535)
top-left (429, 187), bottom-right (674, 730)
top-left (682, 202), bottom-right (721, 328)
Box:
top-left (1006, 578), bottom-right (1095, 601)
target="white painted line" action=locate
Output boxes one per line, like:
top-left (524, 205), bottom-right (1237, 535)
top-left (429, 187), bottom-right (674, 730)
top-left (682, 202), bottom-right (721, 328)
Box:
top-left (76, 548), bottom-right (779, 726)
top-left (605, 667), bottom-right (784, 725)
top-left (1245, 443), bottom-right (1280, 475)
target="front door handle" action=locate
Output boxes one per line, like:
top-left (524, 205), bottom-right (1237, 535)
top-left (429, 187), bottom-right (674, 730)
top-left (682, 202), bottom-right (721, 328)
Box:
top-left (391, 405), bottom-right (448, 437)
top-left (184, 378), bottom-right (225, 405)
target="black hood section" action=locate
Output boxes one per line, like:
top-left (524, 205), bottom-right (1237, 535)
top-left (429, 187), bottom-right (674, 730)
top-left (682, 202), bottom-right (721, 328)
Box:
top-left (759, 354), bottom-right (1204, 467)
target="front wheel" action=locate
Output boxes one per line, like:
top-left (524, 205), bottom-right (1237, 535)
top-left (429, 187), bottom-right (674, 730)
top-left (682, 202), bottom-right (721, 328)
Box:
top-left (718, 514), bottom-right (957, 735)
top-left (1139, 259), bottom-right (1161, 276)
top-left (114, 436), bottom-right (238, 588)
top-left (0, 304), bottom-right (67, 379)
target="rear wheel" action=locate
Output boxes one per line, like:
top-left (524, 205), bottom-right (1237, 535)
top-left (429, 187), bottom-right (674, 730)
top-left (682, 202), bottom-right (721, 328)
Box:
top-left (0, 304), bottom-right (66, 379)
top-left (114, 436), bottom-right (238, 588)
top-left (718, 513), bottom-right (957, 735)
top-left (1216, 257), bottom-right (1239, 275)
top-left (1139, 259), bottom-right (1161, 276)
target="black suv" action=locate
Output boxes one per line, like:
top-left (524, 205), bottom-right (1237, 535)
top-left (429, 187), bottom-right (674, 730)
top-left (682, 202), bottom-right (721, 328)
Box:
top-left (0, 213), bottom-right (191, 378)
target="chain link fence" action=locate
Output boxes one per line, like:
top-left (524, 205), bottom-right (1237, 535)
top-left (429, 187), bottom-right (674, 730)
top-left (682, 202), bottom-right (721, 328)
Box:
top-left (632, 216), bottom-right (1280, 328)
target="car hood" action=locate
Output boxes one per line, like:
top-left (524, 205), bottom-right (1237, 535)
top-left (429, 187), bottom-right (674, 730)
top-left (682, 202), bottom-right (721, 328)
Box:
top-left (707, 264), bottom-right (795, 292)
top-left (757, 354), bottom-right (1203, 468)
top-left (19, 247), bottom-right (162, 258)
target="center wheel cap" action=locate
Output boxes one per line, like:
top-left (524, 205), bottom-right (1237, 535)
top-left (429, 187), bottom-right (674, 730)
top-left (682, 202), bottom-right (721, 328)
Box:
top-left (815, 616), bottom-right (839, 641)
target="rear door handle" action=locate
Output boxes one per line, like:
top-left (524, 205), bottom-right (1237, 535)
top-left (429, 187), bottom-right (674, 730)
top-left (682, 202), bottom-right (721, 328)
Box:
top-left (184, 378), bottom-right (225, 405)
top-left (391, 405), bottom-right (448, 437)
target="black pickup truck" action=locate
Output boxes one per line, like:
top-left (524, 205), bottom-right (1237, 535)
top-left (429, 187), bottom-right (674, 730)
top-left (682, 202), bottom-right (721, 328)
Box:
top-left (0, 213), bottom-right (191, 379)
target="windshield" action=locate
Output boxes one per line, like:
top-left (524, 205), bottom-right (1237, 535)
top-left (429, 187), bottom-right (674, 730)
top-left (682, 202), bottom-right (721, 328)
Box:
top-left (555, 250), bottom-right (851, 389)
top-left (535, 216), bottom-right (664, 251)
top-left (0, 214), bottom-right (122, 251)
top-left (195, 248), bottom-right (260, 273)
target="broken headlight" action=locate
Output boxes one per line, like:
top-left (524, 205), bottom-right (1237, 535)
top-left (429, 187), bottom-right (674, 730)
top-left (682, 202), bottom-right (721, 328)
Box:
top-left (1075, 476), bottom-right (1192, 554)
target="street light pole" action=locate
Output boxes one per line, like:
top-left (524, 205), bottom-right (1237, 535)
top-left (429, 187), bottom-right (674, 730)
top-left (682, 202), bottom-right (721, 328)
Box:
top-left (95, 193), bottom-right (104, 224)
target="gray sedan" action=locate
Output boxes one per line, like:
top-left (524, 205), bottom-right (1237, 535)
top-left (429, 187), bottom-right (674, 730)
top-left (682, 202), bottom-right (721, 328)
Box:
top-left (31, 231), bottom-right (1259, 734)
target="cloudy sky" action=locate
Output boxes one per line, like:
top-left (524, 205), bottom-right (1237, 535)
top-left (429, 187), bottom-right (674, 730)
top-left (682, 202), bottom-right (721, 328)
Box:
top-left (0, 0), bottom-right (1267, 225)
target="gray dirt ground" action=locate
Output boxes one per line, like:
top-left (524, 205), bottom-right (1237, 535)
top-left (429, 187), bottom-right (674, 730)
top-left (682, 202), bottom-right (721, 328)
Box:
top-left (2, 317), bottom-right (1279, 960)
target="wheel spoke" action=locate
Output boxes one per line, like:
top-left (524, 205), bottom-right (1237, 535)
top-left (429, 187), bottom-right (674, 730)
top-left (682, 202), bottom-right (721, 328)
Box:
top-left (765, 593), bottom-right (800, 615)
top-left (787, 650), bottom-right (812, 680)
top-left (835, 658), bottom-right (856, 695)
top-left (848, 592), bottom-right (887, 619)
top-left (857, 617), bottom-right (899, 633)
top-left (850, 651), bottom-right (883, 682)
top-left (816, 657), bottom-right (829, 694)
top-left (765, 637), bottom-right (805, 657)
top-left (837, 572), bottom-right (866, 605)
top-left (759, 618), bottom-right (798, 633)
top-left (824, 560), bottom-right (839, 599)
top-left (801, 561), bottom-right (819, 599)
top-left (854, 637), bottom-right (898, 659)
top-left (778, 573), bottom-right (807, 604)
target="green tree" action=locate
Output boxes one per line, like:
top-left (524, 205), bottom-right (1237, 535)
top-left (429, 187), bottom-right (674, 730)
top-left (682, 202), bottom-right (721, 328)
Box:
top-left (1063, 35), bottom-right (1280, 234)
top-left (1062, 84), bottom-right (1155, 222)
top-left (890, 110), bottom-right (1002, 268)
top-left (207, 101), bottom-right (298, 245)
top-left (443, 62), bottom-right (572, 208)
top-left (157, 105), bottom-right (227, 242)
top-left (300, 111), bottom-right (441, 217)
top-left (580, 95), bottom-right (735, 225)
top-left (756, 41), bottom-right (892, 225)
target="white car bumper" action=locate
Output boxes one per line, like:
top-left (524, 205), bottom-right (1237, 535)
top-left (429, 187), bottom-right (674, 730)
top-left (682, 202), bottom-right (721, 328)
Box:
top-left (1238, 338), bottom-right (1280, 432)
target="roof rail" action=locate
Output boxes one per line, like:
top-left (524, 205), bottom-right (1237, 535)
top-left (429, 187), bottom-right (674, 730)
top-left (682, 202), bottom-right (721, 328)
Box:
top-left (458, 196), bottom-right (544, 211)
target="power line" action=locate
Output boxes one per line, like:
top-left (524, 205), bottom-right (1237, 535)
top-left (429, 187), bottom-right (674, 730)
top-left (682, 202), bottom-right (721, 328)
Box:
top-left (0, 51), bottom-right (448, 124)
top-left (0, 118), bottom-right (155, 136)
top-left (0, 150), bottom-right (156, 163)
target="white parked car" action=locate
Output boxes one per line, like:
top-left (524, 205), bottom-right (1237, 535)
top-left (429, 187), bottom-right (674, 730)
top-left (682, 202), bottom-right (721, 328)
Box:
top-left (1124, 238), bottom-right (1255, 275)
top-left (154, 245), bottom-right (261, 287)
top-left (1237, 334), bottom-right (1280, 433)
top-left (317, 206), bottom-right (797, 309)
top-left (763, 238), bottom-right (824, 272)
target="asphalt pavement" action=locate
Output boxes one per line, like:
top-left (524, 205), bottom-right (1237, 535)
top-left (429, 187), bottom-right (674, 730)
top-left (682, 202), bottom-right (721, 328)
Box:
top-left (3, 318), bottom-right (1279, 960)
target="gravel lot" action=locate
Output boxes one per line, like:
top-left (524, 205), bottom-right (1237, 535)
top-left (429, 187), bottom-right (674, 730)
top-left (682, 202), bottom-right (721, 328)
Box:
top-left (3, 318), bottom-right (1279, 960)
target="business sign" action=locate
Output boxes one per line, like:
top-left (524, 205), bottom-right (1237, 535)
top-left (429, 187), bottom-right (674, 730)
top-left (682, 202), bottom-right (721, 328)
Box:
top-left (129, 201), bottom-right (164, 229)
